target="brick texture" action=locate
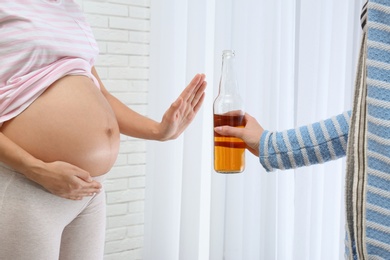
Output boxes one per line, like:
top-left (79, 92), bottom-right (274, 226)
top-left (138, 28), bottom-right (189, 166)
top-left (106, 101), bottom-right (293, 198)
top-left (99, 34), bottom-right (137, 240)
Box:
top-left (75, 0), bottom-right (150, 259)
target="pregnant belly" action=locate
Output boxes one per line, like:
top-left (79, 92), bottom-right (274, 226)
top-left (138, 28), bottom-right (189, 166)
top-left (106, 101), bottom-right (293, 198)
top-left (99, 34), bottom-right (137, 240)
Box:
top-left (0, 76), bottom-right (120, 176)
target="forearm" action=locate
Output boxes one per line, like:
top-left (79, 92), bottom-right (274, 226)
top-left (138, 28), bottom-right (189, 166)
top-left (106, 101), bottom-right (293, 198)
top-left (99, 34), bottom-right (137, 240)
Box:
top-left (259, 111), bottom-right (351, 172)
top-left (93, 67), bottom-right (207, 142)
top-left (92, 67), bottom-right (163, 140)
top-left (104, 93), bottom-right (162, 140)
top-left (0, 132), bottom-right (43, 179)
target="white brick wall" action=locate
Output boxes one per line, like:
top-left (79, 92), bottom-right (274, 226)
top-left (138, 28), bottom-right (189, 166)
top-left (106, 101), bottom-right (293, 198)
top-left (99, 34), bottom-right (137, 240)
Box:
top-left (75, 1), bottom-right (151, 259)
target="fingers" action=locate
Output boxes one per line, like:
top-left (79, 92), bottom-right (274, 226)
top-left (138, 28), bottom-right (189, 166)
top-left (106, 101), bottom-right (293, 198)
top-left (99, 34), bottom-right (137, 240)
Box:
top-left (214, 124), bottom-right (261, 157)
top-left (67, 178), bottom-right (102, 200)
top-left (159, 73), bottom-right (206, 141)
top-left (73, 167), bottom-right (102, 189)
top-left (75, 177), bottom-right (102, 192)
top-left (181, 76), bottom-right (207, 119)
top-left (41, 161), bottom-right (104, 200)
top-left (214, 125), bottom-right (243, 139)
top-left (191, 80), bottom-right (207, 107)
top-left (75, 168), bottom-right (94, 182)
top-left (180, 74), bottom-right (206, 103)
top-left (169, 74), bottom-right (206, 121)
top-left (67, 168), bottom-right (102, 200)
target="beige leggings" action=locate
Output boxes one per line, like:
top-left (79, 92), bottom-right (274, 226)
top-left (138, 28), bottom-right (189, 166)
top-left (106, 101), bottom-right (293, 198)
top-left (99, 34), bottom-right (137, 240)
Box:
top-left (0, 163), bottom-right (107, 260)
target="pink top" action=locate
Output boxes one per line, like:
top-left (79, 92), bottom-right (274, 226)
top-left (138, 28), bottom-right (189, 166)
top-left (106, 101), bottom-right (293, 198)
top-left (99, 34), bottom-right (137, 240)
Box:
top-left (0, 0), bottom-right (100, 125)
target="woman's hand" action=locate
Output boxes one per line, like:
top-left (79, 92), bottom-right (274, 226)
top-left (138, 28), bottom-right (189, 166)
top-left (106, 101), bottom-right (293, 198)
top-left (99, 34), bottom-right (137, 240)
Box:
top-left (0, 132), bottom-right (101, 200)
top-left (30, 161), bottom-right (102, 200)
top-left (214, 113), bottom-right (264, 156)
top-left (158, 74), bottom-right (207, 141)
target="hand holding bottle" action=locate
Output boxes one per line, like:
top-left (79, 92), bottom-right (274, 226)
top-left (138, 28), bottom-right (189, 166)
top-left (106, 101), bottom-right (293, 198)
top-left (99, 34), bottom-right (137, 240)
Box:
top-left (214, 113), bottom-right (264, 157)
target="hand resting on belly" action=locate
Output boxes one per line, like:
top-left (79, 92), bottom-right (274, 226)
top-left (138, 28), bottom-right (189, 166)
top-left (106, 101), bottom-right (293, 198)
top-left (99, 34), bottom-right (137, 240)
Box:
top-left (0, 75), bottom-right (120, 200)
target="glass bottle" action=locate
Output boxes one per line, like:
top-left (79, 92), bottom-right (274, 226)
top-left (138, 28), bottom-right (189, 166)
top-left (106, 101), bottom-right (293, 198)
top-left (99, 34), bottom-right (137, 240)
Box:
top-left (213, 50), bottom-right (245, 173)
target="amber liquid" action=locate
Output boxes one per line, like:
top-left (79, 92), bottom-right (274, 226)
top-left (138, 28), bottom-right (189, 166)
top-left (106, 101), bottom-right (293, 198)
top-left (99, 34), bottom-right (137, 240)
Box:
top-left (214, 114), bottom-right (245, 173)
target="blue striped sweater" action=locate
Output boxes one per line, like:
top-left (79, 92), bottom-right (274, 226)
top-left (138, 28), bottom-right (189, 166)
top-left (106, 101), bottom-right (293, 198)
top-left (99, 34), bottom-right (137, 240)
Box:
top-left (259, 1), bottom-right (390, 259)
top-left (259, 111), bottom-right (351, 171)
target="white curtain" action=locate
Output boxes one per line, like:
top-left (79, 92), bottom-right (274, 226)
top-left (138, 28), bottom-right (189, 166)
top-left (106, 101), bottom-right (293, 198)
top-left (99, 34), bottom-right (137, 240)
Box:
top-left (145, 0), bottom-right (364, 259)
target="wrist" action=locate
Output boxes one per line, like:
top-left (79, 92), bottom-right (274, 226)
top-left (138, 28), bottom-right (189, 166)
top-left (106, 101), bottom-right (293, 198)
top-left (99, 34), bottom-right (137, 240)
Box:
top-left (154, 122), bottom-right (172, 141)
top-left (152, 122), bottom-right (163, 141)
top-left (20, 157), bottom-right (46, 182)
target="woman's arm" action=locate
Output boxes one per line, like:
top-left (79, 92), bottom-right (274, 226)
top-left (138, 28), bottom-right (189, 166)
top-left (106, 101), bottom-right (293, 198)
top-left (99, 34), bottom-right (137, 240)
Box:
top-left (0, 132), bottom-right (101, 200)
top-left (92, 67), bottom-right (207, 141)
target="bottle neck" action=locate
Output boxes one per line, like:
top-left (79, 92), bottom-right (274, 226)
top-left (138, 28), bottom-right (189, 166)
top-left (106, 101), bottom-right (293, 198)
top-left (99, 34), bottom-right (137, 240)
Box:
top-left (219, 52), bottom-right (239, 95)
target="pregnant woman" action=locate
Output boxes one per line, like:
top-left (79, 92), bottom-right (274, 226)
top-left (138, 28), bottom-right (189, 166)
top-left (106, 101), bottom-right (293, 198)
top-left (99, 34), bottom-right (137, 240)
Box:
top-left (0, 1), bottom-right (206, 259)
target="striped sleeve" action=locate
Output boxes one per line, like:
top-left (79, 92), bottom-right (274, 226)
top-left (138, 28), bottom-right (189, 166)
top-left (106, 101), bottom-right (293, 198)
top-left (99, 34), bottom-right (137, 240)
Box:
top-left (259, 111), bottom-right (351, 172)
